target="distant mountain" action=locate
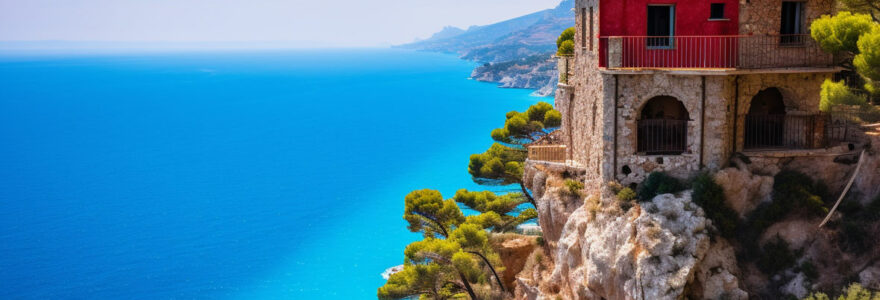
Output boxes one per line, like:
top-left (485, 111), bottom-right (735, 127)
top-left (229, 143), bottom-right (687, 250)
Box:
top-left (425, 26), bottom-right (467, 41)
top-left (399, 0), bottom-right (574, 63)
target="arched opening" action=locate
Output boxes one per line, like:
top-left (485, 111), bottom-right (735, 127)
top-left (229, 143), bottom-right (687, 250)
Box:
top-left (637, 96), bottom-right (689, 154)
top-left (744, 88), bottom-right (786, 149)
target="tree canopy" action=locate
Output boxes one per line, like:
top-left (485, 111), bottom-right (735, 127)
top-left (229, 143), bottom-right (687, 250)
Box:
top-left (382, 189), bottom-right (516, 299)
top-left (811, 12), bottom-right (875, 54)
top-left (811, 10), bottom-right (880, 106)
top-left (557, 27), bottom-right (576, 56)
top-left (404, 189), bottom-right (465, 238)
top-left (490, 101), bottom-right (561, 147)
top-left (454, 189), bottom-right (538, 232)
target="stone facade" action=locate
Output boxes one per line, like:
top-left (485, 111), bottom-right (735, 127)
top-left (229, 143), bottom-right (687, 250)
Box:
top-left (556, 0), bottom-right (838, 185)
top-left (739, 0), bottom-right (836, 35)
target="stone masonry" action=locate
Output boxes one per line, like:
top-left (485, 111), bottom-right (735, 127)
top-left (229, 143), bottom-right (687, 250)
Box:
top-left (552, 0), bottom-right (839, 187)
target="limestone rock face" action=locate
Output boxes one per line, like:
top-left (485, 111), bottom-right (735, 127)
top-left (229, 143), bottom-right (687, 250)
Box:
top-left (713, 165), bottom-right (774, 218)
top-left (495, 237), bottom-right (537, 290)
top-left (530, 191), bottom-right (745, 300)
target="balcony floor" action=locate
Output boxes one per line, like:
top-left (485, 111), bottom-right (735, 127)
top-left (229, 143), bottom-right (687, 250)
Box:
top-left (599, 66), bottom-right (842, 76)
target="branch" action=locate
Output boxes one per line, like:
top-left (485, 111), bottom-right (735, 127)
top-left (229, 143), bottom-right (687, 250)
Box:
top-left (467, 251), bottom-right (506, 292)
top-left (414, 211), bottom-right (450, 238)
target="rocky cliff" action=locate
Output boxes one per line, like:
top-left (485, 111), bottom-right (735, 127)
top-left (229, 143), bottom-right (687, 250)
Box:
top-left (470, 54), bottom-right (558, 97)
top-left (514, 128), bottom-right (880, 299)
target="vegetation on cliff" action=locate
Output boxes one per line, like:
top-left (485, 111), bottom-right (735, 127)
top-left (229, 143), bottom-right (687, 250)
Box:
top-left (380, 102), bottom-right (560, 299)
top-left (470, 102), bottom-right (560, 204)
top-left (812, 9), bottom-right (880, 108)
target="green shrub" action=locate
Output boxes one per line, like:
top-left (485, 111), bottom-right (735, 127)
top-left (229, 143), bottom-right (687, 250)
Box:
top-left (617, 187), bottom-right (636, 202)
top-left (557, 40), bottom-right (575, 56)
top-left (804, 283), bottom-right (879, 300)
top-left (564, 179), bottom-right (584, 196)
top-left (617, 187), bottom-right (637, 211)
top-left (556, 27), bottom-right (575, 48)
top-left (637, 172), bottom-right (685, 201)
top-left (772, 170), bottom-right (829, 217)
top-left (691, 173), bottom-right (739, 239)
top-left (820, 79), bottom-right (867, 112)
top-left (757, 236), bottom-right (797, 275)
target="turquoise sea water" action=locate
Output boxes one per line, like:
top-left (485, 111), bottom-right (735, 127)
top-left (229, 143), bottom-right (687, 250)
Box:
top-left (0, 49), bottom-right (546, 299)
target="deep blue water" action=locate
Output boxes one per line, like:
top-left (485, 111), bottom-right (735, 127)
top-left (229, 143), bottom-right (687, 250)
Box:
top-left (0, 49), bottom-right (545, 299)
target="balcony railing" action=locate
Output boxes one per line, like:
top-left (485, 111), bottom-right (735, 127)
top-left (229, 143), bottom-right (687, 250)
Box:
top-left (600, 34), bottom-right (834, 70)
top-left (637, 119), bottom-right (688, 154)
top-left (744, 114), bottom-right (820, 149)
top-left (528, 145), bottom-right (567, 162)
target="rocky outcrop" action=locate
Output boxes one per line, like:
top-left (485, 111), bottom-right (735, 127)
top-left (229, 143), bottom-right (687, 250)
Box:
top-left (713, 161), bottom-right (774, 218)
top-left (471, 54), bottom-right (558, 97)
top-left (494, 236), bottom-right (539, 291)
top-left (519, 165), bottom-right (747, 299)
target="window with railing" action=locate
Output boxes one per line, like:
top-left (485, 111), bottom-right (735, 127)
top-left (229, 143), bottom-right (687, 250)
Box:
top-left (637, 96), bottom-right (690, 154)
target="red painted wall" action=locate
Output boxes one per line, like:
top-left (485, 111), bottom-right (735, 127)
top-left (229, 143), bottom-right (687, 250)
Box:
top-left (598, 0), bottom-right (740, 68)
top-left (600, 0), bottom-right (739, 37)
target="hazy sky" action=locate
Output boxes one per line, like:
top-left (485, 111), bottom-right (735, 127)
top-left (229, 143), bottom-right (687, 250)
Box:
top-left (0, 0), bottom-right (561, 47)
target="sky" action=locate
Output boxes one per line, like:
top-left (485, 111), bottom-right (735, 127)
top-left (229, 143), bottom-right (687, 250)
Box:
top-left (0, 0), bottom-right (561, 48)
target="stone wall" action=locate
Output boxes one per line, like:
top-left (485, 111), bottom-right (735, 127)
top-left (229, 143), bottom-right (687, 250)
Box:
top-left (610, 74), bottom-right (734, 185)
top-left (559, 0), bottom-right (608, 191)
top-left (733, 72), bottom-right (834, 152)
top-left (739, 0), bottom-right (835, 35)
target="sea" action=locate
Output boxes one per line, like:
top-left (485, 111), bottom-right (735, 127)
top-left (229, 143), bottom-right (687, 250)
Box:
top-left (0, 48), bottom-right (547, 299)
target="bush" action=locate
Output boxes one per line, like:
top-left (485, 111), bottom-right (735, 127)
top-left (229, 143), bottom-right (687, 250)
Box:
top-left (557, 40), bottom-right (575, 56)
top-left (691, 173), bottom-right (739, 239)
top-left (772, 170), bottom-right (828, 217)
top-left (617, 187), bottom-right (636, 202)
top-left (564, 179), bottom-right (584, 196)
top-left (617, 187), bottom-right (637, 212)
top-left (637, 172), bottom-right (685, 201)
top-left (757, 236), bottom-right (797, 275)
top-left (556, 27), bottom-right (575, 48)
top-left (820, 79), bottom-right (867, 112)
top-left (804, 283), bottom-right (879, 300)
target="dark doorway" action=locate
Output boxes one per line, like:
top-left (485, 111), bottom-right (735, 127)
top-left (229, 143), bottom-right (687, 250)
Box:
top-left (745, 88), bottom-right (786, 149)
top-left (780, 2), bottom-right (805, 44)
top-left (647, 5), bottom-right (675, 47)
top-left (638, 96), bottom-right (689, 154)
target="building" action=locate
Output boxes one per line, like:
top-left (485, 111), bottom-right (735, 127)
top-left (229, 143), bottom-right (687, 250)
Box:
top-left (533, 0), bottom-right (843, 187)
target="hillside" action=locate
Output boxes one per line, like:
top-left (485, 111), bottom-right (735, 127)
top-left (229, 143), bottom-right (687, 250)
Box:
top-left (400, 0), bottom-right (574, 96)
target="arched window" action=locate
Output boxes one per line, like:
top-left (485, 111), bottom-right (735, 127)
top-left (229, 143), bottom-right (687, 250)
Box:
top-left (744, 88), bottom-right (787, 149)
top-left (637, 96), bottom-right (689, 154)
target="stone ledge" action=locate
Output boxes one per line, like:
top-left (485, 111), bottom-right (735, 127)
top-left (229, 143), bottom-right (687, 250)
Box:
top-left (599, 67), bottom-right (842, 76)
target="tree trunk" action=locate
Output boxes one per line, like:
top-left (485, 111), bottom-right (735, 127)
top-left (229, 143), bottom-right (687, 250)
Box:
top-left (458, 271), bottom-right (479, 300)
top-left (520, 182), bottom-right (536, 206)
top-left (468, 251), bottom-right (506, 292)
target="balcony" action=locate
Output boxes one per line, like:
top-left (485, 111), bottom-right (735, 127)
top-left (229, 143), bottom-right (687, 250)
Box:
top-left (527, 145), bottom-right (567, 163)
top-left (599, 34), bottom-right (834, 71)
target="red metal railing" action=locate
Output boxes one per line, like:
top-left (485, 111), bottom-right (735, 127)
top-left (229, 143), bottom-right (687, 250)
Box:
top-left (600, 34), bottom-right (833, 70)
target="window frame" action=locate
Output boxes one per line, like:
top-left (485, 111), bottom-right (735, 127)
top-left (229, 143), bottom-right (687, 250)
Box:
top-left (646, 4), bottom-right (676, 49)
top-left (709, 3), bottom-right (727, 21)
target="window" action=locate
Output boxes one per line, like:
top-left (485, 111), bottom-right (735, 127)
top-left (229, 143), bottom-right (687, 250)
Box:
top-left (589, 7), bottom-right (594, 51)
top-left (780, 1), bottom-right (805, 44)
top-left (637, 96), bottom-right (689, 154)
top-left (581, 7), bottom-right (587, 49)
top-left (709, 3), bottom-right (725, 20)
top-left (647, 5), bottom-right (675, 48)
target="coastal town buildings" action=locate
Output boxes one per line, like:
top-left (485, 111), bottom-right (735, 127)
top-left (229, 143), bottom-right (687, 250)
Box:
top-left (533, 0), bottom-right (843, 187)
